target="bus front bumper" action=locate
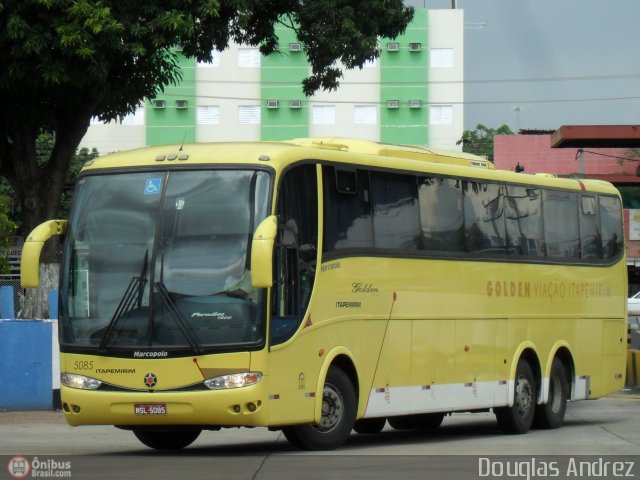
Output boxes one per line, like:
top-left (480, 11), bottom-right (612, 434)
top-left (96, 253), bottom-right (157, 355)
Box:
top-left (60, 384), bottom-right (269, 428)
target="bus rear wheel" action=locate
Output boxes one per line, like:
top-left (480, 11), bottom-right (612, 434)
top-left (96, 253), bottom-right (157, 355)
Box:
top-left (133, 428), bottom-right (201, 450)
top-left (495, 358), bottom-right (537, 434)
top-left (283, 366), bottom-right (356, 450)
top-left (533, 358), bottom-right (568, 429)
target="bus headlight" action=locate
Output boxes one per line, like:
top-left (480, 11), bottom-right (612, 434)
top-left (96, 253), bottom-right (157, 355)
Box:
top-left (61, 373), bottom-right (102, 390)
top-left (204, 372), bottom-right (262, 390)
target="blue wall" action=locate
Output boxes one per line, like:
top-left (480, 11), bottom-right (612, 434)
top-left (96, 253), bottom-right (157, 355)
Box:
top-left (0, 320), bottom-right (54, 410)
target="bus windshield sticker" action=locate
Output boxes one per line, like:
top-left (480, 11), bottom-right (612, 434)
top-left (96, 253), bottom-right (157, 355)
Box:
top-left (144, 178), bottom-right (162, 195)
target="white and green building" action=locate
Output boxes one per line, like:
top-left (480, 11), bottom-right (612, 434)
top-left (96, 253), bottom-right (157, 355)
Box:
top-left (81, 9), bottom-right (464, 152)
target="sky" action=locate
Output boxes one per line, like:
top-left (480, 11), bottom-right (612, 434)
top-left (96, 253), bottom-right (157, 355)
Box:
top-left (409, 0), bottom-right (640, 132)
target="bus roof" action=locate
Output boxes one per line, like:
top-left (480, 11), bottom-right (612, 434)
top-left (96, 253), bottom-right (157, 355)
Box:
top-left (81, 138), bottom-right (620, 196)
top-left (286, 137), bottom-right (494, 169)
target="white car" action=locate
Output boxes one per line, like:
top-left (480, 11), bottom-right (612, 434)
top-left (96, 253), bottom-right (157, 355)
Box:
top-left (629, 291), bottom-right (640, 314)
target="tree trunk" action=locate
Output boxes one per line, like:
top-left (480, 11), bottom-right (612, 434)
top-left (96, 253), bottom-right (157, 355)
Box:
top-left (20, 263), bottom-right (59, 319)
top-left (3, 108), bottom-right (93, 318)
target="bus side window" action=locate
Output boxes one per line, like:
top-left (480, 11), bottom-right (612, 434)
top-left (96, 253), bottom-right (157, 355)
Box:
top-left (271, 164), bottom-right (318, 346)
top-left (599, 195), bottom-right (624, 260)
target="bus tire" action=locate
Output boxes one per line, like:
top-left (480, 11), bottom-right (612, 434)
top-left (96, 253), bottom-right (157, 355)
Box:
top-left (495, 358), bottom-right (537, 434)
top-left (413, 412), bottom-right (445, 430)
top-left (388, 413), bottom-right (444, 430)
top-left (132, 428), bottom-right (201, 450)
top-left (533, 358), bottom-right (568, 429)
top-left (388, 415), bottom-right (414, 430)
top-left (353, 418), bottom-right (386, 434)
top-left (282, 366), bottom-right (356, 450)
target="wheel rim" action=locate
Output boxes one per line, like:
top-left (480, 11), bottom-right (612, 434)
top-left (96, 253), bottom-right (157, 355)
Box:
top-left (317, 382), bottom-right (344, 432)
top-left (514, 375), bottom-right (534, 417)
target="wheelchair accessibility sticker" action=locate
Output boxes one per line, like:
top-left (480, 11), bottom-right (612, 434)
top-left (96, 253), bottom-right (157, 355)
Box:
top-left (144, 178), bottom-right (162, 195)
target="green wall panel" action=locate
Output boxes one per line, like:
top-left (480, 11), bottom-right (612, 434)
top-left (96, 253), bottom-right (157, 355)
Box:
top-left (380, 9), bottom-right (429, 145)
top-left (261, 26), bottom-right (309, 140)
top-left (146, 51), bottom-right (196, 146)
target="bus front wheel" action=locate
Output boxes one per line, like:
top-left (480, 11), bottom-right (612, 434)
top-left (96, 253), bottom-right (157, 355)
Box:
top-left (283, 366), bottom-right (357, 450)
top-left (495, 358), bottom-right (537, 434)
top-left (133, 428), bottom-right (201, 450)
top-left (533, 358), bottom-right (568, 429)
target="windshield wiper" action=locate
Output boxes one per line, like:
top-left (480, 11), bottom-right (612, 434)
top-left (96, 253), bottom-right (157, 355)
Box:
top-left (98, 251), bottom-right (148, 352)
top-left (154, 282), bottom-right (203, 354)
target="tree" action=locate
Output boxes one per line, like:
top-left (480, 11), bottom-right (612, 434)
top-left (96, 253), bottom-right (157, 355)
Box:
top-left (457, 124), bottom-right (514, 163)
top-left (1, 0), bottom-right (413, 241)
top-left (0, 193), bottom-right (16, 274)
top-left (0, 131), bottom-right (98, 318)
top-left (0, 1), bottom-right (413, 317)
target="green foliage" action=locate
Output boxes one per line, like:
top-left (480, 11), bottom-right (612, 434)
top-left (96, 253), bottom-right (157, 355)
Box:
top-left (61, 146), bottom-right (99, 218)
top-left (457, 124), bottom-right (514, 163)
top-left (0, 194), bottom-right (17, 274)
top-left (0, 0), bottom-right (414, 241)
top-left (0, 131), bottom-right (99, 231)
top-left (1, 1), bottom-right (413, 126)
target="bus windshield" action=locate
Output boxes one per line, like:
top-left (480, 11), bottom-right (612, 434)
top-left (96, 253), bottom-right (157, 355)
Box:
top-left (60, 169), bottom-right (271, 351)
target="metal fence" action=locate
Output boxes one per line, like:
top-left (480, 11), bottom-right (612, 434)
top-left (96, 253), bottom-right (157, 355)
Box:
top-left (0, 274), bottom-right (23, 318)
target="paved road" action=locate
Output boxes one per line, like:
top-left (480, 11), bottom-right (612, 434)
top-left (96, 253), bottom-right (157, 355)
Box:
top-left (1, 392), bottom-right (638, 479)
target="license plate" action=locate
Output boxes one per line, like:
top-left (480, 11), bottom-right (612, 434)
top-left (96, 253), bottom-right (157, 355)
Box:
top-left (134, 403), bottom-right (167, 415)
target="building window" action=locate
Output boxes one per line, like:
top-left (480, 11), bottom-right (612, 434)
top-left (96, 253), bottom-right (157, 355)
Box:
top-left (430, 48), bottom-right (454, 68)
top-left (353, 105), bottom-right (377, 125)
top-left (198, 49), bottom-right (221, 68)
top-left (238, 105), bottom-right (260, 124)
top-left (430, 105), bottom-right (453, 125)
top-left (196, 105), bottom-right (220, 125)
top-left (312, 105), bottom-right (336, 125)
top-left (238, 48), bottom-right (260, 68)
top-left (121, 107), bottom-right (145, 126)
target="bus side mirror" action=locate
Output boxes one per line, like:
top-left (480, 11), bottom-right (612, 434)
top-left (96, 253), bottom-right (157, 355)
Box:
top-left (251, 215), bottom-right (277, 288)
top-left (21, 220), bottom-right (68, 288)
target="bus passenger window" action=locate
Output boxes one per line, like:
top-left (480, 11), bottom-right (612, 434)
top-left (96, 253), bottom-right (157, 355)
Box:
top-left (370, 171), bottom-right (420, 250)
top-left (417, 177), bottom-right (464, 252)
top-left (463, 182), bottom-right (507, 254)
top-left (579, 195), bottom-right (602, 259)
top-left (505, 186), bottom-right (545, 257)
top-left (543, 190), bottom-right (579, 259)
top-left (599, 196), bottom-right (624, 260)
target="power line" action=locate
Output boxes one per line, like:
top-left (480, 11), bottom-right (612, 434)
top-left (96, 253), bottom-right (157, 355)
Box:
top-left (157, 91), bottom-right (640, 106)
top-left (580, 149), bottom-right (640, 164)
top-left (179, 71), bottom-right (640, 86)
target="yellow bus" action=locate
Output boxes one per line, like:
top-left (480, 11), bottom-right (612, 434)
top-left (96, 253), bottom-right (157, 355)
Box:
top-left (21, 138), bottom-right (627, 450)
